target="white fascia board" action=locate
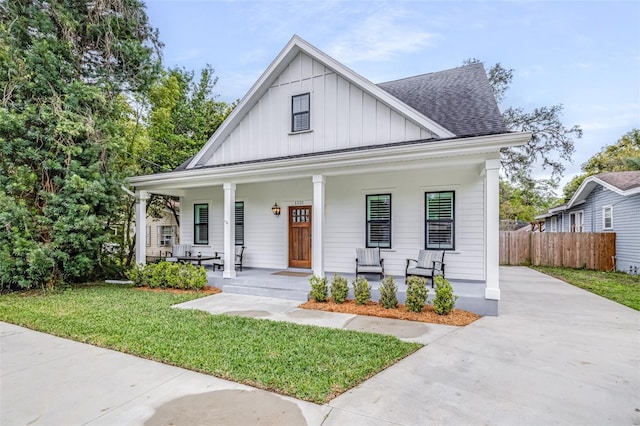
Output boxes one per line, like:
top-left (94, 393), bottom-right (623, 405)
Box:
top-left (187, 35), bottom-right (455, 169)
top-left (130, 132), bottom-right (530, 191)
top-left (566, 175), bottom-right (631, 208)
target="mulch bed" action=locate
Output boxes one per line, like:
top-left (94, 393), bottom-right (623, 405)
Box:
top-left (134, 286), bottom-right (221, 295)
top-left (299, 299), bottom-right (480, 326)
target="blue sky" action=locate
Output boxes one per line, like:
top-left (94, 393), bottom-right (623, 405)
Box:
top-left (145, 0), bottom-right (640, 190)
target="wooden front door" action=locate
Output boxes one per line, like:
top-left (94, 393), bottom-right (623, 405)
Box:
top-left (289, 206), bottom-right (312, 269)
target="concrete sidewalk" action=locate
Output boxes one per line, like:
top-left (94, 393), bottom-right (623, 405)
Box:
top-left (1, 267), bottom-right (639, 425)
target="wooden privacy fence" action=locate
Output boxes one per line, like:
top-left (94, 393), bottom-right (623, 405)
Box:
top-left (499, 232), bottom-right (616, 271)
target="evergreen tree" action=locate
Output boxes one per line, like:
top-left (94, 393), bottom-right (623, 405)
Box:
top-left (0, 0), bottom-right (161, 289)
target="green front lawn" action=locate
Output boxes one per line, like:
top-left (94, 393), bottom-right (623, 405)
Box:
top-left (0, 285), bottom-right (421, 403)
top-left (534, 267), bottom-right (640, 311)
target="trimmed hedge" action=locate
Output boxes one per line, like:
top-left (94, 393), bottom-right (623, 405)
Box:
top-left (126, 261), bottom-right (207, 290)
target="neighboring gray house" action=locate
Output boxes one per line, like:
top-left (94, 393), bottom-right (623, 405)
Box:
top-left (538, 171), bottom-right (640, 273)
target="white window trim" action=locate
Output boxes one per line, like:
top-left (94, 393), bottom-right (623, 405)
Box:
top-left (550, 217), bottom-right (557, 232)
top-left (569, 210), bottom-right (584, 233)
top-left (419, 184), bottom-right (460, 253)
top-left (362, 188), bottom-right (395, 250)
top-left (603, 205), bottom-right (613, 230)
top-left (291, 92), bottom-right (311, 133)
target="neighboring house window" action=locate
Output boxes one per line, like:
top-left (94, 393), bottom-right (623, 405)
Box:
top-left (235, 201), bottom-right (244, 246)
top-left (291, 93), bottom-right (310, 132)
top-left (425, 191), bottom-right (455, 250)
top-left (158, 226), bottom-right (173, 246)
top-left (194, 204), bottom-right (209, 245)
top-left (550, 217), bottom-right (557, 232)
top-left (603, 206), bottom-right (613, 230)
top-left (366, 194), bottom-right (391, 248)
top-left (146, 226), bottom-right (151, 247)
top-left (570, 211), bottom-right (584, 232)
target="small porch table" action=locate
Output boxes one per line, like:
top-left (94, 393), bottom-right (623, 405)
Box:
top-left (175, 256), bottom-right (217, 267)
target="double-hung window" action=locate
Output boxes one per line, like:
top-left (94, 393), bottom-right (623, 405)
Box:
top-left (235, 201), bottom-right (245, 246)
top-left (425, 191), bottom-right (455, 250)
top-left (366, 194), bottom-right (391, 248)
top-left (159, 226), bottom-right (173, 246)
top-left (194, 204), bottom-right (209, 245)
top-left (291, 93), bottom-right (310, 132)
top-left (603, 206), bottom-right (613, 230)
top-left (569, 211), bottom-right (584, 232)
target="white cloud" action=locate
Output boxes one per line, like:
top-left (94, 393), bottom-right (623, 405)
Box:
top-left (325, 8), bottom-right (437, 64)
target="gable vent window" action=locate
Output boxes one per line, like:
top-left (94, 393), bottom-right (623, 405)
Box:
top-left (292, 93), bottom-right (310, 132)
top-left (366, 194), bottom-right (391, 248)
top-left (235, 201), bottom-right (245, 246)
top-left (425, 191), bottom-right (455, 250)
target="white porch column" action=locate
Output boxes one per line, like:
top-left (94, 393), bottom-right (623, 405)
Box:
top-left (135, 190), bottom-right (149, 265)
top-left (484, 159), bottom-right (501, 300)
top-left (223, 183), bottom-right (236, 278)
top-left (312, 175), bottom-right (325, 277)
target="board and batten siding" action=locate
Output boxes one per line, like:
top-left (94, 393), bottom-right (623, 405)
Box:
top-left (204, 52), bottom-right (436, 167)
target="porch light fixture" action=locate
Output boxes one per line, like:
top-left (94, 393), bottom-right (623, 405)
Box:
top-left (272, 203), bottom-right (281, 217)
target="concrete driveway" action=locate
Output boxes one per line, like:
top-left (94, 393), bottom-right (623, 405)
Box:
top-left (1, 267), bottom-right (639, 425)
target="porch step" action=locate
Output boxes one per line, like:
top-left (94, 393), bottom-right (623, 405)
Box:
top-left (222, 284), bottom-right (310, 301)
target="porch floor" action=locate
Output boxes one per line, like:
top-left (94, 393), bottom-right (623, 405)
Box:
top-left (206, 267), bottom-right (497, 316)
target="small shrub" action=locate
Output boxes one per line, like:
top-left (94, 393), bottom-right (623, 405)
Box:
top-left (309, 275), bottom-right (328, 302)
top-left (379, 275), bottom-right (398, 309)
top-left (330, 274), bottom-right (349, 304)
top-left (405, 276), bottom-right (428, 313)
top-left (433, 275), bottom-right (458, 315)
top-left (126, 263), bottom-right (148, 287)
top-left (352, 276), bottom-right (371, 305)
top-left (126, 262), bottom-right (206, 290)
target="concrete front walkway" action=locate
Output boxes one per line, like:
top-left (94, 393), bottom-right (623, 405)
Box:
top-left (1, 267), bottom-right (639, 425)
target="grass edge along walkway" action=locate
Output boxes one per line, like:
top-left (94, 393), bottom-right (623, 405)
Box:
top-left (0, 284), bottom-right (422, 403)
top-left (533, 266), bottom-right (640, 311)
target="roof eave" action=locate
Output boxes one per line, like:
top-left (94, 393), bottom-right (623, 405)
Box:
top-left (130, 132), bottom-right (530, 190)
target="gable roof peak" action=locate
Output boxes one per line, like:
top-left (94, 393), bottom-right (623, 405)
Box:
top-left (187, 35), bottom-right (456, 169)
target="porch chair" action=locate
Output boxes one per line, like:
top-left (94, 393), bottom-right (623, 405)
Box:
top-left (212, 246), bottom-right (245, 272)
top-left (165, 244), bottom-right (191, 262)
top-left (355, 247), bottom-right (384, 279)
top-left (405, 250), bottom-right (445, 288)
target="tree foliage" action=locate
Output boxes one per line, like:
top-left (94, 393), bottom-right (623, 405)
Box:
top-left (144, 65), bottom-right (233, 173)
top-left (139, 65), bottom-right (233, 227)
top-left (500, 179), bottom-right (560, 222)
top-left (563, 129), bottom-right (640, 200)
top-left (0, 0), bottom-right (161, 290)
top-left (465, 58), bottom-right (582, 219)
top-left (464, 59), bottom-right (583, 184)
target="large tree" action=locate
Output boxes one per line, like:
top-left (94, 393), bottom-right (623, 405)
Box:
top-left (563, 129), bottom-right (640, 200)
top-left (465, 59), bottom-right (583, 185)
top-left (141, 65), bottom-right (233, 226)
top-left (465, 59), bottom-right (583, 220)
top-left (0, 0), bottom-right (161, 289)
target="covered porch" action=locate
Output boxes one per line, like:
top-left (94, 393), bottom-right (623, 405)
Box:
top-left (204, 267), bottom-right (495, 316)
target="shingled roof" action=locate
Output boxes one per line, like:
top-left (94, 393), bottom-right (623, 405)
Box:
top-left (597, 171), bottom-right (640, 192)
top-left (377, 63), bottom-right (507, 137)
